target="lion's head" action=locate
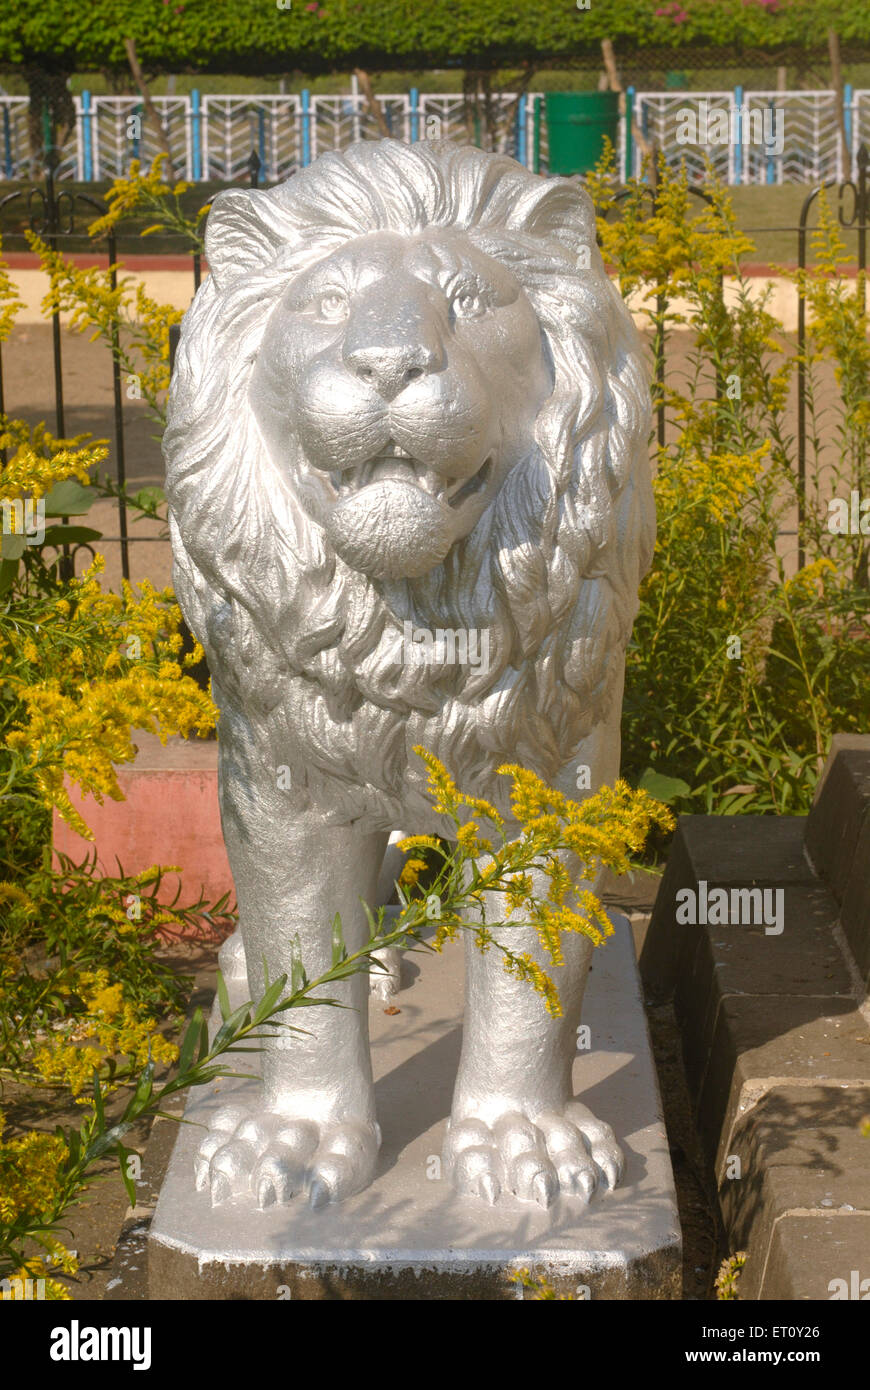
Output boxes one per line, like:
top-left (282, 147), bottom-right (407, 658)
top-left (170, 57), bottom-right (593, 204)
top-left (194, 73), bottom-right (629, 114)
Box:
top-left (164, 139), bottom-right (653, 829)
top-left (249, 222), bottom-right (551, 582)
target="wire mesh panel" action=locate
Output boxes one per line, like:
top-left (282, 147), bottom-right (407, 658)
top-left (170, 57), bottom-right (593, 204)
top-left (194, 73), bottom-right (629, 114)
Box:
top-left (744, 90), bottom-right (841, 184)
top-left (854, 91), bottom-right (870, 169)
top-left (380, 95), bottom-right (410, 142)
top-left (417, 94), bottom-right (468, 145)
top-left (416, 92), bottom-right (537, 163)
top-left (89, 96), bottom-right (192, 181)
top-left (537, 96), bottom-right (550, 174)
top-left (202, 97), bottom-right (249, 181)
top-left (202, 95), bottom-right (300, 182)
top-left (0, 98), bottom-right (30, 178)
top-left (634, 92), bottom-right (734, 182)
top-left (0, 95), bottom-right (77, 182)
top-left (311, 96), bottom-right (358, 158)
top-left (490, 95), bottom-right (522, 157)
top-left (262, 96), bottom-right (301, 181)
top-left (308, 94), bottom-right (409, 161)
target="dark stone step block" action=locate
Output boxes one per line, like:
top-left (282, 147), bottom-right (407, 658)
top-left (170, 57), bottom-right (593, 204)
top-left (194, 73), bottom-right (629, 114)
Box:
top-left (719, 1085), bottom-right (870, 1300)
top-left (640, 815), bottom-right (814, 1002)
top-left (759, 1212), bottom-right (870, 1300)
top-left (698, 997), bottom-right (865, 1172)
top-left (805, 735), bottom-right (870, 904)
top-left (673, 885), bottom-right (851, 1105)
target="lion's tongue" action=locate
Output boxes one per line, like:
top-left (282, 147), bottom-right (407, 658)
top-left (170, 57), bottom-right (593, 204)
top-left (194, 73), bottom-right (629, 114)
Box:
top-left (325, 479), bottom-right (453, 580)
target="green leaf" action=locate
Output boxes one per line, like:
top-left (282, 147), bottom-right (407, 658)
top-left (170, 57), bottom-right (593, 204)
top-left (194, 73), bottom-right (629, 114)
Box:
top-left (252, 974), bottom-right (287, 1026)
top-left (92, 1069), bottom-right (105, 1130)
top-left (66, 1126), bottom-right (81, 1165)
top-left (132, 485), bottom-right (165, 509)
top-left (216, 969), bottom-right (231, 1022)
top-left (132, 1060), bottom-right (154, 1112)
top-left (43, 479), bottom-right (96, 516)
top-left (211, 1003), bottom-right (253, 1053)
top-left (0, 556), bottom-right (20, 593)
top-left (117, 1142), bottom-right (137, 1208)
top-left (637, 768), bottom-right (691, 802)
top-left (41, 525), bottom-right (103, 546)
top-left (197, 1014), bottom-right (210, 1062)
top-left (177, 1008), bottom-right (203, 1075)
top-left (0, 532), bottom-right (26, 560)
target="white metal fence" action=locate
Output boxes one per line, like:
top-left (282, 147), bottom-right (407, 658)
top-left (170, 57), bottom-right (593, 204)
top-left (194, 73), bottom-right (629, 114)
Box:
top-left (633, 89), bottom-right (870, 184)
top-left (1, 88), bottom-right (868, 185)
top-left (0, 90), bottom-right (541, 183)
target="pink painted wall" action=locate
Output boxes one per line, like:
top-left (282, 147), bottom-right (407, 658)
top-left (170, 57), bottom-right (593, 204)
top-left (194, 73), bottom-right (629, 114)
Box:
top-left (52, 732), bottom-right (236, 926)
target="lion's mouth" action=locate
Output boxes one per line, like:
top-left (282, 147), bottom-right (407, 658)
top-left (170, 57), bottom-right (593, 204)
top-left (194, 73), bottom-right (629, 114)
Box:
top-left (328, 446), bottom-right (493, 510)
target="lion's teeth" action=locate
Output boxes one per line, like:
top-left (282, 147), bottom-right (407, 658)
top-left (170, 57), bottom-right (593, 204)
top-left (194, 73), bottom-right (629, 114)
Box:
top-left (416, 465), bottom-right (442, 496)
top-left (338, 456), bottom-right (445, 492)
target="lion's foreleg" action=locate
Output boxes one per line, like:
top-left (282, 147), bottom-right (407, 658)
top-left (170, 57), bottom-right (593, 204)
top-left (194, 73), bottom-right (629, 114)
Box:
top-left (444, 703), bottom-right (625, 1207)
top-left (198, 706), bottom-right (388, 1207)
top-left (451, 857), bottom-right (595, 1115)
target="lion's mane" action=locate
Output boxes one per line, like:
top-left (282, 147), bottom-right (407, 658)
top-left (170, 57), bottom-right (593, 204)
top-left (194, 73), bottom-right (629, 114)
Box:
top-left (164, 139), bottom-right (653, 829)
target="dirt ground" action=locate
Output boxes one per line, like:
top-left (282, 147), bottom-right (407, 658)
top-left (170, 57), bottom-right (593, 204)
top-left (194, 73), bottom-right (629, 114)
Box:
top-left (1, 942), bottom-right (219, 1301)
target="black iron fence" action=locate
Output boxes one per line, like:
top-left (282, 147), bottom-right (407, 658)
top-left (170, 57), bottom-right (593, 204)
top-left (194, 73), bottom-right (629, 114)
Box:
top-left (605, 144), bottom-right (869, 569)
top-left (0, 145), bottom-right (867, 585)
top-left (0, 147), bottom-right (262, 583)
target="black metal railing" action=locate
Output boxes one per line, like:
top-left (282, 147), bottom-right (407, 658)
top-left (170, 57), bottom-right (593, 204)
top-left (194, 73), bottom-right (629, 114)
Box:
top-left (0, 145), bottom-right (867, 587)
top-left (0, 147), bottom-right (263, 583)
top-left (796, 144), bottom-right (869, 567)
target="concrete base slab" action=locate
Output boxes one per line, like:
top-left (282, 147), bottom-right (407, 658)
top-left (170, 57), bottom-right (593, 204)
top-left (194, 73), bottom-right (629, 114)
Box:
top-left (148, 913), bottom-right (681, 1300)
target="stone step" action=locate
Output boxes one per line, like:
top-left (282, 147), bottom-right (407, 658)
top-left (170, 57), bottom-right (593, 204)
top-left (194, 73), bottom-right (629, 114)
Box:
top-left (805, 735), bottom-right (870, 989)
top-left (640, 743), bottom-right (870, 1300)
top-left (639, 814), bottom-right (815, 1004)
top-left (719, 1084), bottom-right (870, 1300)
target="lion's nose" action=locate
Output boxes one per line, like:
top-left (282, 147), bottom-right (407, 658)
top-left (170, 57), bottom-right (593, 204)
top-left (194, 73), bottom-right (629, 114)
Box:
top-left (345, 344), bottom-right (436, 401)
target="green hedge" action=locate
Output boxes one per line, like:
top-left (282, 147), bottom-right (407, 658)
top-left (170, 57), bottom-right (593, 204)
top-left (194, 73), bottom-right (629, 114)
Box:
top-left (2, 0), bottom-right (869, 76)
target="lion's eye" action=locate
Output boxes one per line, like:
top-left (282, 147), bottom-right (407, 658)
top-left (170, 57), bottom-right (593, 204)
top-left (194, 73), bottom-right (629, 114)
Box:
top-left (453, 288), bottom-right (485, 319)
top-left (317, 291), bottom-right (349, 321)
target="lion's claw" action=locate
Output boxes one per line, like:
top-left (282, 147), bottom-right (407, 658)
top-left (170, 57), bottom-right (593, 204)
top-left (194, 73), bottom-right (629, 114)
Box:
top-left (194, 1109), bottom-right (380, 1209)
top-left (444, 1103), bottom-right (622, 1207)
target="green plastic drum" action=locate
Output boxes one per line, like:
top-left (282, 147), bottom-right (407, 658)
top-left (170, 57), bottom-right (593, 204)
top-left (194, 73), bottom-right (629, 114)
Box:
top-left (544, 91), bottom-right (620, 175)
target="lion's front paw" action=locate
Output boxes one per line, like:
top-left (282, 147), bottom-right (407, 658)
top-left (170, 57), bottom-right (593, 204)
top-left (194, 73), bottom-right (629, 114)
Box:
top-left (194, 1103), bottom-right (381, 1210)
top-left (443, 1101), bottom-right (623, 1209)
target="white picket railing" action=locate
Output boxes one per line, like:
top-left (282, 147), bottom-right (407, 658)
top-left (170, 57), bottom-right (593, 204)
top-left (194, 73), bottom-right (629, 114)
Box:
top-left (633, 89), bottom-right (870, 184)
top-left (0, 90), bottom-right (542, 183)
top-left (0, 88), bottom-right (867, 186)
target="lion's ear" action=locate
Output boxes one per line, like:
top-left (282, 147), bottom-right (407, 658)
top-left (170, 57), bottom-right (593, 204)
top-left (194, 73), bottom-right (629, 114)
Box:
top-left (204, 188), bottom-right (288, 289)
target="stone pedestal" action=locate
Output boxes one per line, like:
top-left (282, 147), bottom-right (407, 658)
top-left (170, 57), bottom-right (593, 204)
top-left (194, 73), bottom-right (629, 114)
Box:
top-left (148, 912), bottom-right (681, 1300)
